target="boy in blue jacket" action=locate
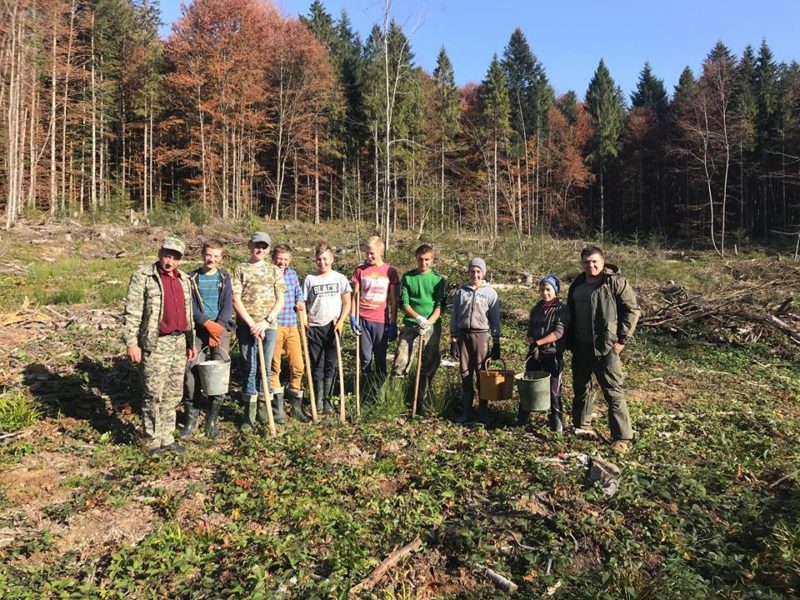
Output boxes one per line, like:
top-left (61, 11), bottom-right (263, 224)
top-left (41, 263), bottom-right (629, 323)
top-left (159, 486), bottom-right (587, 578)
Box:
top-left (181, 239), bottom-right (235, 440)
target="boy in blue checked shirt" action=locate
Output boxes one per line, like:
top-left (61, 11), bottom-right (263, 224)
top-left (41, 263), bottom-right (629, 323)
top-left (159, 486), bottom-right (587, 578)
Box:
top-left (270, 244), bottom-right (308, 422)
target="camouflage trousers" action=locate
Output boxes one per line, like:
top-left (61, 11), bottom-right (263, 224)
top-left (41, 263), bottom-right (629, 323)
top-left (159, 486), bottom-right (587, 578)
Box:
top-left (141, 334), bottom-right (187, 450)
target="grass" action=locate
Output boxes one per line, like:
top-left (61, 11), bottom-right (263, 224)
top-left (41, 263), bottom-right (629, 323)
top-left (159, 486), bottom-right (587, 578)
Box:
top-left (0, 218), bottom-right (798, 597)
top-left (0, 391), bottom-right (41, 433)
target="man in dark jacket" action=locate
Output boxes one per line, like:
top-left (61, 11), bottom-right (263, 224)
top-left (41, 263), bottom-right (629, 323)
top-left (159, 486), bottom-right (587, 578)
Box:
top-left (181, 239), bottom-right (235, 440)
top-left (565, 246), bottom-right (641, 453)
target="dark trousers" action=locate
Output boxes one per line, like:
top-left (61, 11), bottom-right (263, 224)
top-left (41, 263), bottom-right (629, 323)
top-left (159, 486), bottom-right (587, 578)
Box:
top-left (571, 342), bottom-right (633, 440)
top-left (457, 330), bottom-right (489, 404)
top-left (359, 318), bottom-right (388, 377)
top-left (307, 323), bottom-right (337, 381)
top-left (525, 350), bottom-right (563, 417)
top-left (184, 329), bottom-right (232, 408)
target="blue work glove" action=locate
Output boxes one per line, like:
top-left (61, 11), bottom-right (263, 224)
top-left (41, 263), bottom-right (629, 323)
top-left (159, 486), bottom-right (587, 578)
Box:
top-left (349, 316), bottom-right (362, 335)
top-left (388, 323), bottom-right (398, 341)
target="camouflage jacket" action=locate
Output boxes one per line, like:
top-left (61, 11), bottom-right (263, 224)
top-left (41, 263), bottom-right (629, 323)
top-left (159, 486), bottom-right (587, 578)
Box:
top-left (123, 262), bottom-right (194, 352)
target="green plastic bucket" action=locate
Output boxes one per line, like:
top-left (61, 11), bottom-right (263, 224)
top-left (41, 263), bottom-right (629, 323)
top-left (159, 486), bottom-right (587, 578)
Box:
top-left (198, 348), bottom-right (231, 396)
top-left (515, 371), bottom-right (551, 412)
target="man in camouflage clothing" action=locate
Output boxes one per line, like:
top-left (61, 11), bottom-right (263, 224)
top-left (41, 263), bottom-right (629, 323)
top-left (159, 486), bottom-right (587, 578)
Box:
top-left (123, 238), bottom-right (197, 455)
top-left (232, 232), bottom-right (286, 431)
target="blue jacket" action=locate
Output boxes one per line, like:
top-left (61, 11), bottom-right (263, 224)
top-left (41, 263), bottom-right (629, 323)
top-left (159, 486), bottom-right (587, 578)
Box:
top-left (189, 267), bottom-right (236, 332)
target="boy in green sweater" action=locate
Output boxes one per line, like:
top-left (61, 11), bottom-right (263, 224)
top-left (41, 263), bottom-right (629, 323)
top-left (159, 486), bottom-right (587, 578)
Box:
top-left (391, 244), bottom-right (447, 414)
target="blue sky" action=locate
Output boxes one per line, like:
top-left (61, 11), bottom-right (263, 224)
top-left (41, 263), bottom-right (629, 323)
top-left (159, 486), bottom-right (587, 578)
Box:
top-left (158, 0), bottom-right (799, 102)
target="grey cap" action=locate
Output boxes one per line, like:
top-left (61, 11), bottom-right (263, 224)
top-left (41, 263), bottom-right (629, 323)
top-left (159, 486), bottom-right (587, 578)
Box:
top-left (468, 257), bottom-right (487, 274)
top-left (161, 237), bottom-right (185, 256)
top-left (250, 231), bottom-right (272, 245)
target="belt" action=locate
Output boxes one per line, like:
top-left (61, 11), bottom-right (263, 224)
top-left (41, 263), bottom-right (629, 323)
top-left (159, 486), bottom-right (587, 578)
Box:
top-left (159, 331), bottom-right (185, 337)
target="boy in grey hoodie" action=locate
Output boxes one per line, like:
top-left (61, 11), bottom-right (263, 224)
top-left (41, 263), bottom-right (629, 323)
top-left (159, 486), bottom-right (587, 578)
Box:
top-left (449, 257), bottom-right (501, 424)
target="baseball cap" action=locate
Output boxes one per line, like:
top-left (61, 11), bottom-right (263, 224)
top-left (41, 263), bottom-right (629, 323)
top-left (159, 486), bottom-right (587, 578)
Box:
top-left (250, 232), bottom-right (272, 245)
top-left (161, 237), bottom-right (185, 256)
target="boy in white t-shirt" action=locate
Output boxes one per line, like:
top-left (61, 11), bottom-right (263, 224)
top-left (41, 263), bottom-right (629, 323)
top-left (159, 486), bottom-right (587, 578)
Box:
top-left (302, 243), bottom-right (352, 413)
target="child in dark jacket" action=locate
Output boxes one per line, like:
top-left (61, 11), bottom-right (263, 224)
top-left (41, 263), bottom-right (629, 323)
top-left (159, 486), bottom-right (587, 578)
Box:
top-left (521, 275), bottom-right (569, 432)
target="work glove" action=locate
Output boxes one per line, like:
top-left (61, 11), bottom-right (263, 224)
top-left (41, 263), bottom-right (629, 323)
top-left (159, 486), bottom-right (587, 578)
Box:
top-left (450, 340), bottom-right (459, 360)
top-left (204, 320), bottom-right (225, 340)
top-left (490, 339), bottom-right (501, 360)
top-left (414, 315), bottom-right (430, 332)
top-left (209, 336), bottom-right (220, 348)
top-left (528, 344), bottom-right (540, 363)
top-left (387, 323), bottom-right (398, 341)
top-left (350, 316), bottom-right (362, 335)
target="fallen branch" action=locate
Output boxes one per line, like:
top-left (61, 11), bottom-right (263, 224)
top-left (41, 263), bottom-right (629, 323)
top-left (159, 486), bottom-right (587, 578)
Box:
top-left (769, 469), bottom-right (799, 489)
top-left (349, 536), bottom-right (422, 595)
top-left (0, 429), bottom-right (33, 442)
top-left (476, 563), bottom-right (518, 594)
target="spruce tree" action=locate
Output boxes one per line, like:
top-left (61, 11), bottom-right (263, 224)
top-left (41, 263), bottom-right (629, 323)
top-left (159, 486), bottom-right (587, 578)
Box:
top-left (585, 59), bottom-right (626, 237)
top-left (481, 55), bottom-right (511, 237)
top-left (630, 62), bottom-right (668, 116)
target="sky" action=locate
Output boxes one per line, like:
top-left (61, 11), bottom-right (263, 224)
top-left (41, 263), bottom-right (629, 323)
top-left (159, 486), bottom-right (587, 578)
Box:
top-left (158, 0), bottom-right (800, 102)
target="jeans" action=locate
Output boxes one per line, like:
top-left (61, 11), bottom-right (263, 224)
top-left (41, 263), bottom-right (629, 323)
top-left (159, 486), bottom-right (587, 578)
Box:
top-left (237, 322), bottom-right (277, 396)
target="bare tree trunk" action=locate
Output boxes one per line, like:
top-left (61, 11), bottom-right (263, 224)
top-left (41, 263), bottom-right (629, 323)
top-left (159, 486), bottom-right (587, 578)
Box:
top-left (90, 12), bottom-right (97, 212)
top-left (60, 0), bottom-right (76, 212)
top-left (314, 129), bottom-right (320, 224)
top-left (50, 22), bottom-right (57, 213)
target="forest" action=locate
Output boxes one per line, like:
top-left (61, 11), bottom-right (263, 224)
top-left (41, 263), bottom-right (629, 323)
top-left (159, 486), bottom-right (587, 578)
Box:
top-left (2, 0), bottom-right (800, 253)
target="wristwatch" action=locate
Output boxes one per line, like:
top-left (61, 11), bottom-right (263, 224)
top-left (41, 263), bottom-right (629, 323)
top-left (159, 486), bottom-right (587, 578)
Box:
top-left (266, 316), bottom-right (274, 325)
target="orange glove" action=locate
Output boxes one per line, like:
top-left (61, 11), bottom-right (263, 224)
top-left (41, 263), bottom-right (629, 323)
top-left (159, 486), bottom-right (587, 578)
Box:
top-left (204, 320), bottom-right (225, 340)
top-left (334, 318), bottom-right (345, 335)
top-left (209, 336), bottom-right (220, 348)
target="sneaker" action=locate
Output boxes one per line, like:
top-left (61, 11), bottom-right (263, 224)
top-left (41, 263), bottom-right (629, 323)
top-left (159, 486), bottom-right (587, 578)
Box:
top-left (574, 427), bottom-right (598, 439)
top-left (610, 440), bottom-right (630, 455)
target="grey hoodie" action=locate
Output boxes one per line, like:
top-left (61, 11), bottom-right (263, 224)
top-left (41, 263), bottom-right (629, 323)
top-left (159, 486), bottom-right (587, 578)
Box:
top-left (450, 281), bottom-right (501, 337)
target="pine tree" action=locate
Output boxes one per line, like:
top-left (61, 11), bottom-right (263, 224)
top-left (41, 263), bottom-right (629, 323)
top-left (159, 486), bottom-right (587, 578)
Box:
top-left (630, 62), bottom-right (668, 116)
top-left (432, 46), bottom-right (461, 229)
top-left (585, 59), bottom-right (625, 237)
top-left (481, 55), bottom-right (511, 238)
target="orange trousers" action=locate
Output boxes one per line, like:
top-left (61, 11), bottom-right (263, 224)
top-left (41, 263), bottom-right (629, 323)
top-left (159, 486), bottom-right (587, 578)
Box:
top-left (270, 325), bottom-right (304, 393)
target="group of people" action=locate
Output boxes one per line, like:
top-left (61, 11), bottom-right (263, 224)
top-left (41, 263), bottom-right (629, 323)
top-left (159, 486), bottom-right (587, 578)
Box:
top-left (123, 233), bottom-right (640, 456)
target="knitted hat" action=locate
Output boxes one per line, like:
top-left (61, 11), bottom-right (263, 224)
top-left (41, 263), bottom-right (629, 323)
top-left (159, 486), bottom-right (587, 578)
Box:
top-left (540, 275), bottom-right (560, 295)
top-left (468, 257), bottom-right (487, 275)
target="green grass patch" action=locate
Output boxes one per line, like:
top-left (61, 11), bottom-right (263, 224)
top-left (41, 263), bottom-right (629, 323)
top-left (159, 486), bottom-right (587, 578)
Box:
top-left (0, 391), bottom-right (41, 432)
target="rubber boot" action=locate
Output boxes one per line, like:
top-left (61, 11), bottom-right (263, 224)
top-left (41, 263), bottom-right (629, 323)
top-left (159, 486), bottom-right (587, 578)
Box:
top-left (287, 388), bottom-right (309, 422)
top-left (179, 404), bottom-right (199, 440)
top-left (322, 378), bottom-right (335, 414)
top-left (415, 376), bottom-right (429, 417)
top-left (241, 393), bottom-right (257, 433)
top-left (204, 396), bottom-right (222, 440)
top-left (454, 391), bottom-right (473, 423)
top-left (313, 380), bottom-right (325, 414)
top-left (272, 392), bottom-right (286, 424)
top-left (549, 410), bottom-right (563, 434)
top-left (477, 399), bottom-right (489, 425)
top-left (256, 393), bottom-right (268, 425)
top-left (517, 406), bottom-right (531, 427)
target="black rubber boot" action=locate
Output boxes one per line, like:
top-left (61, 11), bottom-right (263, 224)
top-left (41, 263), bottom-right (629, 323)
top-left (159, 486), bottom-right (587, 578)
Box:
top-left (313, 380), bottom-right (325, 414)
top-left (454, 392), bottom-right (473, 423)
top-left (477, 400), bottom-right (490, 425)
top-left (415, 376), bottom-right (430, 417)
top-left (256, 393), bottom-right (268, 425)
top-left (204, 396), bottom-right (222, 440)
top-left (549, 411), bottom-right (563, 433)
top-left (241, 393), bottom-right (257, 433)
top-left (517, 406), bottom-right (531, 427)
top-left (179, 405), bottom-right (199, 440)
top-left (287, 388), bottom-right (309, 422)
top-left (322, 378), bottom-right (335, 414)
top-left (272, 392), bottom-right (286, 424)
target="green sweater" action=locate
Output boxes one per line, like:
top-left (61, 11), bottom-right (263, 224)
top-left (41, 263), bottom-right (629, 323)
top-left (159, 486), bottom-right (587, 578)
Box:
top-left (400, 269), bottom-right (447, 328)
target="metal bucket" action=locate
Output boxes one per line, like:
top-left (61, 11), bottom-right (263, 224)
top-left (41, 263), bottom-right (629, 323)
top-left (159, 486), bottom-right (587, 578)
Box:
top-left (198, 348), bottom-right (231, 396)
top-left (515, 371), bottom-right (551, 412)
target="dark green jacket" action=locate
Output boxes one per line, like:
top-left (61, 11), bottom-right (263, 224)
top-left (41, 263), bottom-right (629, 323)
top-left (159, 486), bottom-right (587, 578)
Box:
top-left (565, 264), bottom-right (640, 356)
